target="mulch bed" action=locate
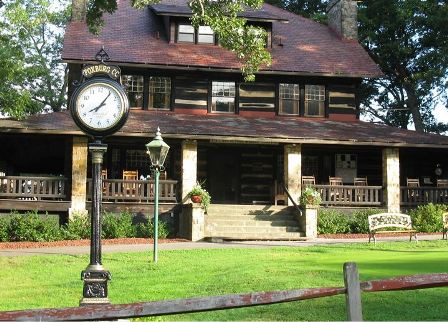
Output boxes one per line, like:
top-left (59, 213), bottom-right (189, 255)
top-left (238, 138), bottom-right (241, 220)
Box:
top-left (0, 238), bottom-right (189, 250)
top-left (0, 233), bottom-right (442, 250)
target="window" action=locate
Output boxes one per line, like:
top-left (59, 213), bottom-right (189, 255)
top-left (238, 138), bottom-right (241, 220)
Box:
top-left (178, 24), bottom-right (195, 43)
top-left (198, 26), bottom-right (214, 44)
top-left (121, 75), bottom-right (143, 109)
top-left (279, 83), bottom-right (300, 115)
top-left (211, 81), bottom-right (235, 113)
top-left (149, 77), bottom-right (171, 109)
top-left (305, 85), bottom-right (325, 117)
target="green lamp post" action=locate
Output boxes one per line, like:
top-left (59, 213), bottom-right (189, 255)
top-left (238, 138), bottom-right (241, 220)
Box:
top-left (146, 127), bottom-right (170, 263)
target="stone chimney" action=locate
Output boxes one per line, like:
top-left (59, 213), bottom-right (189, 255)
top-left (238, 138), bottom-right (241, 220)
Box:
top-left (71, 0), bottom-right (87, 21)
top-left (326, 0), bottom-right (358, 40)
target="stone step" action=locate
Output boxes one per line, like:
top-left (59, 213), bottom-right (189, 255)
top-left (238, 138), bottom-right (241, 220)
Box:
top-left (206, 225), bottom-right (301, 233)
top-left (205, 214), bottom-right (297, 221)
top-left (207, 205), bottom-right (298, 217)
top-left (205, 231), bottom-right (306, 241)
top-left (205, 218), bottom-right (298, 227)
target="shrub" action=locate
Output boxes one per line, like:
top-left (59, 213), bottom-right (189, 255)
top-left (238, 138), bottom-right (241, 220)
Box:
top-left (102, 211), bottom-right (135, 239)
top-left (349, 209), bottom-right (382, 234)
top-left (0, 217), bottom-right (9, 242)
top-left (317, 209), bottom-right (350, 234)
top-left (7, 210), bottom-right (62, 242)
top-left (62, 212), bottom-right (90, 240)
top-left (408, 203), bottom-right (447, 232)
top-left (135, 220), bottom-right (169, 239)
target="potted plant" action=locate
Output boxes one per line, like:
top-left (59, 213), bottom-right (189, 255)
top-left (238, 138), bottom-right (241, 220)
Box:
top-left (187, 182), bottom-right (211, 212)
top-left (299, 187), bottom-right (322, 207)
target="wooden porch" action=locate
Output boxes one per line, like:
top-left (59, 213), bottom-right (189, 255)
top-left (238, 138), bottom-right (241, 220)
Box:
top-left (2, 175), bottom-right (448, 213)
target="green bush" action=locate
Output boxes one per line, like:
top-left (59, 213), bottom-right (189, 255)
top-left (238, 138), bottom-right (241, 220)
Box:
top-left (349, 209), bottom-right (382, 233)
top-left (62, 212), bottom-right (90, 240)
top-left (135, 220), bottom-right (169, 239)
top-left (102, 211), bottom-right (135, 239)
top-left (408, 203), bottom-right (446, 232)
top-left (317, 208), bottom-right (382, 234)
top-left (317, 209), bottom-right (350, 234)
top-left (7, 210), bottom-right (62, 242)
top-left (0, 217), bottom-right (9, 242)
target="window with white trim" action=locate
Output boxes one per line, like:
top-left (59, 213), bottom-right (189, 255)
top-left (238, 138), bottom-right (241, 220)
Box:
top-left (211, 81), bottom-right (235, 113)
top-left (177, 24), bottom-right (195, 43)
top-left (121, 75), bottom-right (144, 109)
top-left (305, 85), bottom-right (325, 117)
top-left (198, 26), bottom-right (214, 44)
top-left (279, 83), bottom-right (300, 115)
top-left (149, 77), bottom-right (171, 109)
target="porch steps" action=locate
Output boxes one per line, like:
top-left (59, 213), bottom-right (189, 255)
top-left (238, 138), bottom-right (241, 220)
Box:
top-left (205, 205), bottom-right (305, 240)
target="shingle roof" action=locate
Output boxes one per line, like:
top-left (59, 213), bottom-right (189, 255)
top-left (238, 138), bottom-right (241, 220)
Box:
top-left (2, 110), bottom-right (448, 148)
top-left (62, 0), bottom-right (382, 77)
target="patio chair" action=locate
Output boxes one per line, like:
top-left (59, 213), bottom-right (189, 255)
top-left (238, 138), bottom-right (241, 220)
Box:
top-left (302, 175), bottom-right (315, 186)
top-left (407, 178), bottom-right (420, 200)
top-left (437, 179), bottom-right (448, 187)
top-left (354, 177), bottom-right (368, 202)
top-left (329, 177), bottom-right (343, 201)
top-left (274, 180), bottom-right (288, 205)
top-left (123, 170), bottom-right (139, 197)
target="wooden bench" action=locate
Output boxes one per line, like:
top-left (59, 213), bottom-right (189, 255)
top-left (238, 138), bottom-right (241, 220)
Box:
top-left (443, 213), bottom-right (448, 240)
top-left (368, 213), bottom-right (418, 244)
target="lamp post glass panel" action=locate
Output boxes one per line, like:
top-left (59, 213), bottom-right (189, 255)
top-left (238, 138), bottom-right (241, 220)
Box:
top-left (146, 128), bottom-right (170, 263)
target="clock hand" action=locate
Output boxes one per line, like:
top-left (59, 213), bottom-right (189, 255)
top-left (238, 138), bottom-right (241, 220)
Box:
top-left (88, 91), bottom-right (111, 112)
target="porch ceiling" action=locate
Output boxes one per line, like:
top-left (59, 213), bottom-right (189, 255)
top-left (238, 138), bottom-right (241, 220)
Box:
top-left (1, 110), bottom-right (448, 148)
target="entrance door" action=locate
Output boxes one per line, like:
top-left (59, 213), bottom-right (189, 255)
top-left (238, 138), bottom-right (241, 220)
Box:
top-left (208, 149), bottom-right (240, 204)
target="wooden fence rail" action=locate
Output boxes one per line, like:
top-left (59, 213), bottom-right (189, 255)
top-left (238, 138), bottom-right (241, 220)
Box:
top-left (0, 176), bottom-right (68, 200)
top-left (86, 179), bottom-right (178, 203)
top-left (1, 263), bottom-right (447, 321)
top-left (313, 185), bottom-right (383, 206)
top-left (400, 186), bottom-right (448, 206)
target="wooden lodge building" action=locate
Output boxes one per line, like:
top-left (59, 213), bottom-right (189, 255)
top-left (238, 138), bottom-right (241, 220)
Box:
top-left (1, 0), bottom-right (448, 239)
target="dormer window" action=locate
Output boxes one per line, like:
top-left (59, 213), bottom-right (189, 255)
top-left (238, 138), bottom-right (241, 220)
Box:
top-left (198, 26), bottom-right (214, 44)
top-left (177, 24), bottom-right (195, 43)
top-left (177, 23), bottom-right (215, 44)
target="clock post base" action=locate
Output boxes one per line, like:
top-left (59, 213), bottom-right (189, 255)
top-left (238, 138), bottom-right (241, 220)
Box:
top-left (80, 264), bottom-right (111, 306)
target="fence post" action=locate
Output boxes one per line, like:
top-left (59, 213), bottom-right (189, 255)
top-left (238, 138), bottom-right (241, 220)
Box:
top-left (344, 262), bottom-right (363, 321)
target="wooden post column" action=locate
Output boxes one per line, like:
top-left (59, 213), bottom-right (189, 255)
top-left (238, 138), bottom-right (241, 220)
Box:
top-left (382, 147), bottom-right (400, 213)
top-left (284, 144), bottom-right (302, 206)
top-left (181, 140), bottom-right (198, 202)
top-left (69, 136), bottom-right (88, 219)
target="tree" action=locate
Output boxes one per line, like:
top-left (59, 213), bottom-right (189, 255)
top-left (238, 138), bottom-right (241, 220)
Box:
top-left (0, 0), bottom-right (70, 119)
top-left (86, 0), bottom-right (271, 82)
top-left (268, 0), bottom-right (448, 133)
top-left (358, 0), bottom-right (448, 133)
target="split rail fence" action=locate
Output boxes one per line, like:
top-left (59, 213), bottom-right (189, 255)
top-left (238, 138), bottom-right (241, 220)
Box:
top-left (0, 262), bottom-right (447, 321)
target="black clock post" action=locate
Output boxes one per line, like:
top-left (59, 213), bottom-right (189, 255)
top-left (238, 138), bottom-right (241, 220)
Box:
top-left (80, 140), bottom-right (110, 305)
top-left (70, 48), bottom-right (129, 305)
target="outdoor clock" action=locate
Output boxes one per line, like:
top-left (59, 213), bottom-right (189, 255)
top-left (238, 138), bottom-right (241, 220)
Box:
top-left (70, 77), bottom-right (129, 137)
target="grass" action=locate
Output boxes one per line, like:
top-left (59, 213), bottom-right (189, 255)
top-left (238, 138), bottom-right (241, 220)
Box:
top-left (0, 241), bottom-right (447, 320)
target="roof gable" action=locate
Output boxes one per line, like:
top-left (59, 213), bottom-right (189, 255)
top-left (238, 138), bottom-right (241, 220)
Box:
top-left (62, 0), bottom-right (382, 77)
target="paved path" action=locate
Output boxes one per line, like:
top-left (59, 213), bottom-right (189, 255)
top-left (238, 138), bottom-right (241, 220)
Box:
top-left (0, 234), bottom-right (443, 257)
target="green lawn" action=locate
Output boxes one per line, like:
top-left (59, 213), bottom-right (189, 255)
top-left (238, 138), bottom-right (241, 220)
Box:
top-left (0, 241), bottom-right (447, 320)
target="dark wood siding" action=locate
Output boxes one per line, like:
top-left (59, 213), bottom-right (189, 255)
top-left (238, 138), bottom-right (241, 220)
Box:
top-left (238, 83), bottom-right (275, 112)
top-left (240, 148), bottom-right (274, 203)
top-left (174, 76), bottom-right (208, 110)
top-left (328, 85), bottom-right (357, 115)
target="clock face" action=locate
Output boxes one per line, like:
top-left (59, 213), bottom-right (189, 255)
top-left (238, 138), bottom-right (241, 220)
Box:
top-left (71, 78), bottom-right (129, 137)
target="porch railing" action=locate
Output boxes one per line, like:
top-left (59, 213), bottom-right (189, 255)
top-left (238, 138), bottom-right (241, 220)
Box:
top-left (401, 186), bottom-right (448, 206)
top-left (86, 179), bottom-right (178, 203)
top-left (0, 176), bottom-right (68, 200)
top-left (313, 185), bottom-right (383, 206)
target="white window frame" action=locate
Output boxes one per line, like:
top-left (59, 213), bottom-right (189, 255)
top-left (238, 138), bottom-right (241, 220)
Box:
top-left (121, 75), bottom-right (144, 109)
top-left (149, 77), bottom-right (171, 110)
top-left (305, 85), bottom-right (325, 117)
top-left (279, 83), bottom-right (300, 115)
top-left (211, 81), bottom-right (236, 113)
top-left (177, 24), bottom-right (195, 43)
